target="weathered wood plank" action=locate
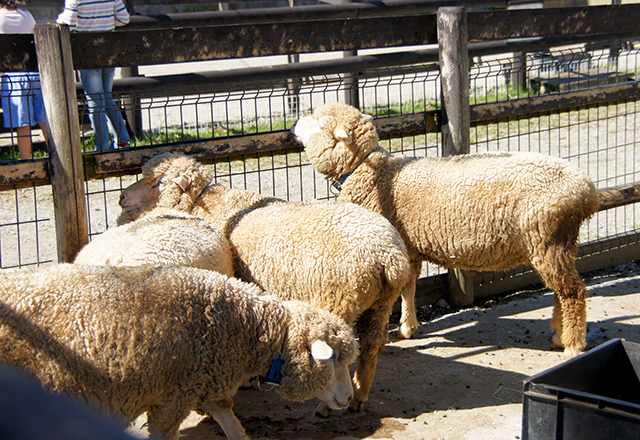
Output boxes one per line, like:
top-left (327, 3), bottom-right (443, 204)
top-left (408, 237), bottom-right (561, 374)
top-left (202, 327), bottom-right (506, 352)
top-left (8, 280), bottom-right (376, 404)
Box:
top-left (6, 5), bottom-right (640, 70)
top-left (468, 4), bottom-right (640, 40)
top-left (0, 161), bottom-right (49, 191)
top-left (0, 34), bottom-right (37, 72)
top-left (89, 113), bottom-right (439, 175)
top-left (69, 15), bottom-right (438, 68)
top-left (599, 183), bottom-right (640, 211)
top-left (470, 82), bottom-right (640, 122)
top-left (374, 112), bottom-right (438, 138)
top-left (90, 130), bottom-right (299, 175)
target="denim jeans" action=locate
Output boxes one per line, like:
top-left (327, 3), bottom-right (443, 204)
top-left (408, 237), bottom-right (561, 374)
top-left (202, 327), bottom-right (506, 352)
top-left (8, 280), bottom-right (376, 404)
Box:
top-left (79, 68), bottom-right (130, 150)
top-left (1, 72), bottom-right (46, 128)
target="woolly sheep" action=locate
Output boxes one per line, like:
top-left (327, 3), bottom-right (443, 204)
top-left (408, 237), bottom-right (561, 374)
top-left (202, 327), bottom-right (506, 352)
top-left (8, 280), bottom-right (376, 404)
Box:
top-left (74, 207), bottom-right (234, 277)
top-left (117, 153), bottom-right (412, 413)
top-left (0, 264), bottom-right (358, 440)
top-left (291, 102), bottom-right (600, 358)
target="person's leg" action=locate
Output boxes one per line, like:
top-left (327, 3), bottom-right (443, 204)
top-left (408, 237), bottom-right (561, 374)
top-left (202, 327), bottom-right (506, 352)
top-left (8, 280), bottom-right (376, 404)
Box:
top-left (79, 69), bottom-right (110, 150)
top-left (31, 74), bottom-right (48, 149)
top-left (16, 125), bottom-right (32, 160)
top-left (101, 68), bottom-right (130, 147)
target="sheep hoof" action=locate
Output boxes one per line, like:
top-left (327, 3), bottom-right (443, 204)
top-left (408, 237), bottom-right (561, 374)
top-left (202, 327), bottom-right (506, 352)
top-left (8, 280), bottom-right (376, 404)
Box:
top-left (399, 322), bottom-right (418, 339)
top-left (348, 399), bottom-right (365, 413)
top-left (550, 332), bottom-right (563, 350)
top-left (563, 347), bottom-right (582, 360)
top-left (315, 403), bottom-right (333, 419)
top-left (315, 410), bottom-right (332, 419)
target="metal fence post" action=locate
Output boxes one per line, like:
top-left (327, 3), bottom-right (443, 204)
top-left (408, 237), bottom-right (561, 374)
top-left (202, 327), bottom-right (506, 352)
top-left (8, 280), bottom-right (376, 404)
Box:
top-left (286, 0), bottom-right (301, 116)
top-left (437, 7), bottom-right (474, 307)
top-left (121, 0), bottom-right (142, 139)
top-left (338, 0), bottom-right (360, 108)
top-left (34, 23), bottom-right (88, 263)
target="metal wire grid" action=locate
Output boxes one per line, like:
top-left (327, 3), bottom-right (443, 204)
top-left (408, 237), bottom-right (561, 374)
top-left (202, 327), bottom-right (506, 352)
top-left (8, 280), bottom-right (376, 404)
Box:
top-left (1, 42), bottom-right (638, 271)
top-left (469, 45), bottom-right (640, 285)
top-left (0, 186), bottom-right (54, 268)
top-left (0, 72), bottom-right (54, 268)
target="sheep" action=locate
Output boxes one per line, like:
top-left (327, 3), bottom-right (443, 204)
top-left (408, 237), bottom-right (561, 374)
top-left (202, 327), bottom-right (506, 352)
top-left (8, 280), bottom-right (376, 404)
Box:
top-left (291, 101), bottom-right (600, 358)
top-left (0, 264), bottom-right (358, 440)
top-left (117, 152), bottom-right (412, 414)
top-left (74, 207), bottom-right (234, 277)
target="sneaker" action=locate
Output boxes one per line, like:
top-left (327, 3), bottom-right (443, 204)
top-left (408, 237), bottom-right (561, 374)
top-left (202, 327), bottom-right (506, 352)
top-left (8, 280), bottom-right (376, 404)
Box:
top-left (118, 142), bottom-right (130, 149)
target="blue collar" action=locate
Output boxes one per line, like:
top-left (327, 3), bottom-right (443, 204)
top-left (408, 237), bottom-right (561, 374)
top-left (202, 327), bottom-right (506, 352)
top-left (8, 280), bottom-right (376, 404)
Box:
top-left (261, 356), bottom-right (284, 387)
top-left (331, 172), bottom-right (351, 192)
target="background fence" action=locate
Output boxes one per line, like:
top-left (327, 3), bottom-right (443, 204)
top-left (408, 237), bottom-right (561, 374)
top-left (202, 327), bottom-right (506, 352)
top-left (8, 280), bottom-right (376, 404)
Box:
top-left (1, 0), bottom-right (639, 306)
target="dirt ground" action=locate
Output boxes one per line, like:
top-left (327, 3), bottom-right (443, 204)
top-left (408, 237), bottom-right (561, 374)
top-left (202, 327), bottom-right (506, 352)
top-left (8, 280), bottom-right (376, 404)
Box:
top-left (125, 260), bottom-right (640, 440)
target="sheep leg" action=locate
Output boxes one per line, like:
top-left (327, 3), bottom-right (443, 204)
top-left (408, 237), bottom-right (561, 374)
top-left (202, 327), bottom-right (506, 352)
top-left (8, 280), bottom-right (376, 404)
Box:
top-left (146, 397), bottom-right (192, 440)
top-left (202, 399), bottom-right (249, 440)
top-left (350, 307), bottom-right (391, 412)
top-left (557, 291), bottom-right (587, 358)
top-left (532, 243), bottom-right (587, 359)
top-left (550, 294), bottom-right (563, 349)
top-left (399, 262), bottom-right (421, 339)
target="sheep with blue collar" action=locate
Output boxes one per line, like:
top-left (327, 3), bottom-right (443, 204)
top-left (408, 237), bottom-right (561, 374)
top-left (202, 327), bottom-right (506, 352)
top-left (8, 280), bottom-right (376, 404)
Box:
top-left (0, 264), bottom-right (358, 440)
top-left (291, 101), bottom-right (600, 358)
top-left (117, 153), bottom-right (412, 415)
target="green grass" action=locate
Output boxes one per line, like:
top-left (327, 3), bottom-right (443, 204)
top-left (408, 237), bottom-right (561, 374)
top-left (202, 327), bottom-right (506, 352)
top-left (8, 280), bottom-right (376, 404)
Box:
top-left (0, 148), bottom-right (48, 162)
top-left (365, 99), bottom-right (438, 117)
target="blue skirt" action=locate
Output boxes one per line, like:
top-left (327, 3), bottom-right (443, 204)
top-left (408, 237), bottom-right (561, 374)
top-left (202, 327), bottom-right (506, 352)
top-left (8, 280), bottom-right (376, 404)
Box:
top-left (1, 72), bottom-right (46, 128)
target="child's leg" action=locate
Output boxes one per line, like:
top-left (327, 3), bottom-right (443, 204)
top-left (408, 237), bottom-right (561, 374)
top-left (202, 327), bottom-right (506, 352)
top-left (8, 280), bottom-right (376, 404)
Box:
top-left (16, 125), bottom-right (32, 160)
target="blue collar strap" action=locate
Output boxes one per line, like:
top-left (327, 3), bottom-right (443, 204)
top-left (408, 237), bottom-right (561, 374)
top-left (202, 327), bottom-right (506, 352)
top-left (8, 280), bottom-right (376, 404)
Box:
top-left (262, 356), bottom-right (284, 387)
top-left (331, 172), bottom-right (351, 192)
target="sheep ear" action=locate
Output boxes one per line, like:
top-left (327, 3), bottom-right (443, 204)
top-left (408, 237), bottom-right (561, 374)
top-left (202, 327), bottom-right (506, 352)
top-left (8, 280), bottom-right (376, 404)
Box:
top-left (310, 340), bottom-right (334, 361)
top-left (172, 175), bottom-right (191, 192)
top-left (334, 127), bottom-right (351, 143)
top-left (362, 114), bottom-right (374, 122)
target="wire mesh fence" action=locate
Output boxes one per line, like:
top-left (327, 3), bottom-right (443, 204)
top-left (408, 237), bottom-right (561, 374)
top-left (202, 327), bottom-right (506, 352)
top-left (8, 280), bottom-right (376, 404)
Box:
top-left (0, 40), bottom-right (638, 275)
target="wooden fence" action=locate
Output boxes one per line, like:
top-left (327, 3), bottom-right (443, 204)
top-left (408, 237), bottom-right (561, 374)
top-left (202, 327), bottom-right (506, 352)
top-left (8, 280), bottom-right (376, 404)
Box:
top-left (1, 0), bottom-right (640, 306)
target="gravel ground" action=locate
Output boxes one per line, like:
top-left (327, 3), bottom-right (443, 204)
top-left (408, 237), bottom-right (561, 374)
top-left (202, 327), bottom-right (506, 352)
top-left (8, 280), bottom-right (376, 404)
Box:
top-left (123, 261), bottom-right (640, 440)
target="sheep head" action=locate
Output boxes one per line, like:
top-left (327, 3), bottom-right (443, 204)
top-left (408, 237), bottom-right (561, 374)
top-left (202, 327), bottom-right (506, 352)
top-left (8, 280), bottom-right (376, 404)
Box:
top-left (277, 300), bottom-right (358, 409)
top-left (291, 102), bottom-right (379, 180)
top-left (118, 153), bottom-right (213, 224)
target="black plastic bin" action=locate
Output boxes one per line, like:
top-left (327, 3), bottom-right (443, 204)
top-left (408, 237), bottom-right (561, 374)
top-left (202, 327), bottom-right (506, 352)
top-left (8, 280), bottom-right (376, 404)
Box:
top-left (522, 338), bottom-right (640, 440)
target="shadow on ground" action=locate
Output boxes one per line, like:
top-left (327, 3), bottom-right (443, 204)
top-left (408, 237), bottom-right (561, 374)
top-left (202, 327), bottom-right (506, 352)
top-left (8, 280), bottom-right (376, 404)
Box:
top-left (174, 262), bottom-right (640, 440)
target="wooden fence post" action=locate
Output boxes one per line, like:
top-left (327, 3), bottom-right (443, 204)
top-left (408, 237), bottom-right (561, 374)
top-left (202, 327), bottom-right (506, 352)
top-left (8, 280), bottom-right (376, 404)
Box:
top-left (437, 7), bottom-right (474, 307)
top-left (34, 23), bottom-right (88, 263)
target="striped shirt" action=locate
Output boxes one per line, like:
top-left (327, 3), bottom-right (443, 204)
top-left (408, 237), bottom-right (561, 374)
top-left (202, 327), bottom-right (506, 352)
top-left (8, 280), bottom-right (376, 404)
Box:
top-left (57, 0), bottom-right (130, 32)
